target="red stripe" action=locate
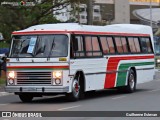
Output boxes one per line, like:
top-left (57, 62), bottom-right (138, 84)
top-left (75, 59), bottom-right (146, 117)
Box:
top-left (104, 55), bottom-right (154, 89)
top-left (12, 31), bottom-right (67, 35)
top-left (7, 66), bottom-right (69, 69)
top-left (12, 31), bottom-right (150, 37)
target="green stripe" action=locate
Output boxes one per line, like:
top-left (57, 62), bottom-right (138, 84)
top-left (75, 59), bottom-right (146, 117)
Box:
top-left (116, 62), bottom-right (154, 87)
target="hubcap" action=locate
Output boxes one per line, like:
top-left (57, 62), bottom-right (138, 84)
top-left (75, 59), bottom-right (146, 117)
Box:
top-left (129, 74), bottom-right (135, 90)
top-left (72, 79), bottom-right (80, 97)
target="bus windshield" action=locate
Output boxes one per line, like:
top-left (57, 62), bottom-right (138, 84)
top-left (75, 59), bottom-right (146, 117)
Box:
top-left (10, 35), bottom-right (68, 58)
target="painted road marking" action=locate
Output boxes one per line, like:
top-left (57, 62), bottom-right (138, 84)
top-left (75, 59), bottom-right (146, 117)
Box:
top-left (148, 89), bottom-right (160, 93)
top-left (0, 92), bottom-right (13, 97)
top-left (0, 104), bottom-right (8, 106)
top-left (112, 96), bottom-right (126, 100)
top-left (58, 105), bottom-right (81, 111)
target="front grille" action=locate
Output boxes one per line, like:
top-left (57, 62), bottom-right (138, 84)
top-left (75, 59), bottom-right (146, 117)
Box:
top-left (16, 72), bottom-right (52, 85)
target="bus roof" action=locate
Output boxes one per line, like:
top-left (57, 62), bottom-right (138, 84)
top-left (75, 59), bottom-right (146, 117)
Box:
top-left (12, 23), bottom-right (153, 35)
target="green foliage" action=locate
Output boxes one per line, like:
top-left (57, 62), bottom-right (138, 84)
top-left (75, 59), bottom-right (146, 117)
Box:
top-left (0, 0), bottom-right (86, 41)
top-left (0, 77), bottom-right (5, 85)
top-left (0, 41), bottom-right (10, 48)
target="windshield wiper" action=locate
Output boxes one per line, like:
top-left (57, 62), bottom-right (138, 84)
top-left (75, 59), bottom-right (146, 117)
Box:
top-left (47, 37), bottom-right (55, 61)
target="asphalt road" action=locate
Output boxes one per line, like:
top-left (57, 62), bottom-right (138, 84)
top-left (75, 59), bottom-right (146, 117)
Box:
top-left (0, 79), bottom-right (160, 120)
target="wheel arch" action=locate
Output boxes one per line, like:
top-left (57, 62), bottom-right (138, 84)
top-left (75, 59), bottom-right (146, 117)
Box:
top-left (74, 70), bottom-right (86, 92)
top-left (130, 67), bottom-right (137, 83)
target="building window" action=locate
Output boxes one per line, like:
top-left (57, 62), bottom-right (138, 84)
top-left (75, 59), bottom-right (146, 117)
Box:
top-left (94, 16), bottom-right (100, 21)
top-left (94, 9), bottom-right (99, 13)
top-left (80, 8), bottom-right (85, 12)
top-left (81, 15), bottom-right (85, 19)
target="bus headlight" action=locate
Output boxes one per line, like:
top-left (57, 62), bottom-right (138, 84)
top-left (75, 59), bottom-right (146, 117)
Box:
top-left (8, 71), bottom-right (15, 79)
top-left (52, 71), bottom-right (63, 85)
top-left (8, 71), bottom-right (16, 85)
top-left (53, 71), bottom-right (62, 78)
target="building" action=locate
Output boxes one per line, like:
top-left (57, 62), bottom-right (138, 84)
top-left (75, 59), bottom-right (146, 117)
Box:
top-left (53, 4), bottom-right (101, 24)
top-left (95, 0), bottom-right (160, 25)
top-left (53, 0), bottom-right (160, 26)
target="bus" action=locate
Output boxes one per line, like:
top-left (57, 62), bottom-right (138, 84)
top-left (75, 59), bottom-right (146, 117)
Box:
top-left (5, 23), bottom-right (155, 102)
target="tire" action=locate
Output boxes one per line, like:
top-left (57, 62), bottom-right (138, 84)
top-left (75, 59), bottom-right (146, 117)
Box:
top-left (125, 69), bottom-right (136, 93)
top-left (19, 94), bottom-right (34, 103)
top-left (66, 75), bottom-right (84, 101)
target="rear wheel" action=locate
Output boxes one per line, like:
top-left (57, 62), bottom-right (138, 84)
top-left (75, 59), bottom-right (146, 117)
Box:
top-left (66, 75), bottom-right (84, 101)
top-left (125, 69), bottom-right (136, 93)
top-left (19, 94), bottom-right (34, 103)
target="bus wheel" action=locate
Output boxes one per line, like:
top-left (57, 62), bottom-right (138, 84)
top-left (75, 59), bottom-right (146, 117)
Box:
top-left (126, 69), bottom-right (136, 93)
top-left (19, 94), bottom-right (33, 103)
top-left (66, 76), bottom-right (84, 101)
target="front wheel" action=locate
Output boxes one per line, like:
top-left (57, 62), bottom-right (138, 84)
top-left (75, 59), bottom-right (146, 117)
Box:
top-left (19, 94), bottom-right (34, 103)
top-left (66, 76), bottom-right (84, 101)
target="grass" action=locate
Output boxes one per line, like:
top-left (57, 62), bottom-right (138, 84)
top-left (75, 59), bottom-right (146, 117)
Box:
top-left (0, 70), bottom-right (6, 86)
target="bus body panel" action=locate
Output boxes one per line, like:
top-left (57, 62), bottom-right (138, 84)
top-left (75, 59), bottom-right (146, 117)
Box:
top-left (70, 58), bottom-right (107, 91)
top-left (70, 54), bottom-right (154, 91)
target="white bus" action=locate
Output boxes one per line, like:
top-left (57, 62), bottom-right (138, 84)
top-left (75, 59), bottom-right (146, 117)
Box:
top-left (5, 23), bottom-right (155, 102)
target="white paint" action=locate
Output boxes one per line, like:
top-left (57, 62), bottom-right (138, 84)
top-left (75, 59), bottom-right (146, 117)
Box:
top-left (0, 104), bottom-right (8, 106)
top-left (112, 96), bottom-right (126, 100)
top-left (148, 89), bottom-right (160, 93)
top-left (70, 58), bottom-right (107, 91)
top-left (0, 92), bottom-right (13, 97)
top-left (58, 105), bottom-right (81, 111)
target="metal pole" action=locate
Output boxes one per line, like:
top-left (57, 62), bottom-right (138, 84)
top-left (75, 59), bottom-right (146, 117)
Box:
top-left (87, 0), bottom-right (93, 25)
top-left (150, 0), bottom-right (152, 28)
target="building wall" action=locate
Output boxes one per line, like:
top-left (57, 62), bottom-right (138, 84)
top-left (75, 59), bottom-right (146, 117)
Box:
top-left (114, 0), bottom-right (130, 24)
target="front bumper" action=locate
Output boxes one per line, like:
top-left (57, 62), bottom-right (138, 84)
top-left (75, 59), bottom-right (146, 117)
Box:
top-left (5, 86), bottom-right (69, 93)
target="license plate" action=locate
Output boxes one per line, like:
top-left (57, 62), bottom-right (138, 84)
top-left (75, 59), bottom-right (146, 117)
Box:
top-left (27, 87), bottom-right (37, 91)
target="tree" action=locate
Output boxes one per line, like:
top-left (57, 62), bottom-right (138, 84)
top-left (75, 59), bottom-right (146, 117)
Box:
top-left (0, 0), bottom-right (86, 41)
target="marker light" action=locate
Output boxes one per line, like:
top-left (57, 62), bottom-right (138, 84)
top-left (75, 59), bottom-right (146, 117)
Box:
top-left (8, 79), bottom-right (14, 85)
top-left (8, 71), bottom-right (15, 79)
top-left (55, 78), bottom-right (61, 85)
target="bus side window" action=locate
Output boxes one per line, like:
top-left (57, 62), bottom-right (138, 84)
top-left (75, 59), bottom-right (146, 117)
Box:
top-left (72, 35), bottom-right (85, 57)
top-left (140, 37), bottom-right (152, 53)
top-left (70, 37), bottom-right (78, 58)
